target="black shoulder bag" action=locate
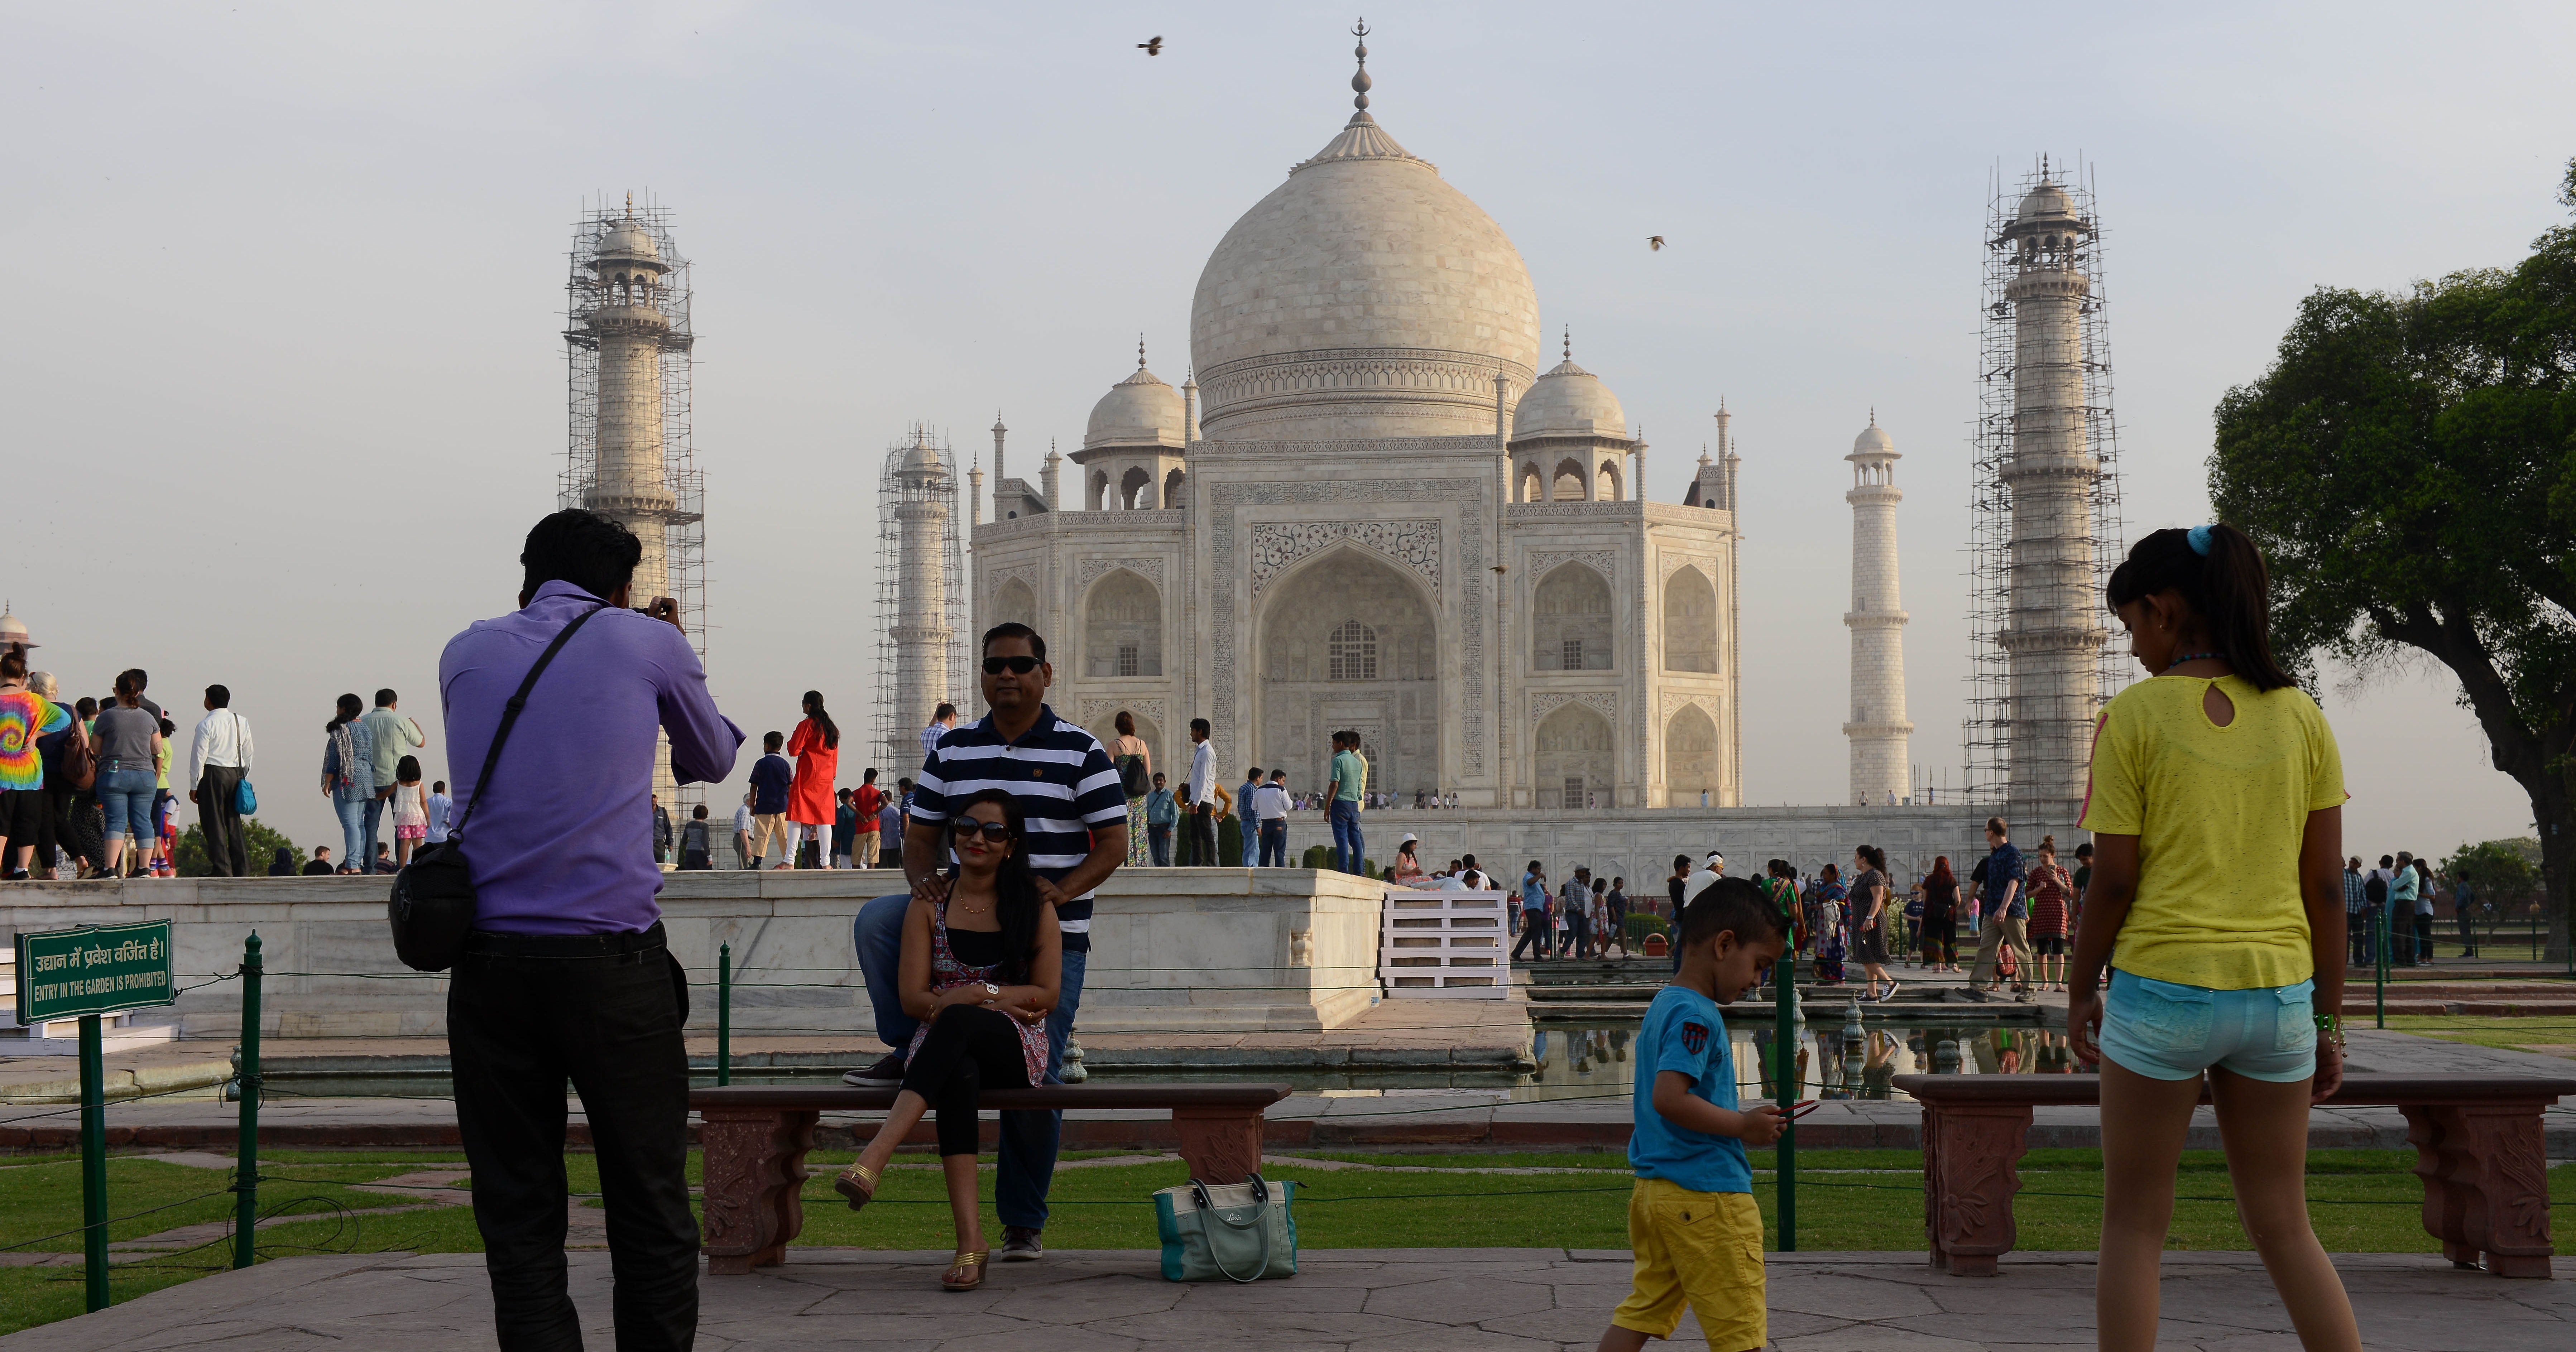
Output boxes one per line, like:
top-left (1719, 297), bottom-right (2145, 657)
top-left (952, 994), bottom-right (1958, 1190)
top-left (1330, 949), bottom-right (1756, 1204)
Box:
top-left (388, 604), bottom-right (605, 972)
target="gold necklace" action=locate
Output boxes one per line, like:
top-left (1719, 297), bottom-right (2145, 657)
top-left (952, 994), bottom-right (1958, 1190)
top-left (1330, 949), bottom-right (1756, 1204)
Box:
top-left (954, 891), bottom-right (993, 916)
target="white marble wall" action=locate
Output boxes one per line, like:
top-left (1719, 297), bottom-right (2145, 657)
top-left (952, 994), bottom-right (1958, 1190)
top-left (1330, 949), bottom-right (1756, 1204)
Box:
top-left (0, 868), bottom-right (1393, 1042)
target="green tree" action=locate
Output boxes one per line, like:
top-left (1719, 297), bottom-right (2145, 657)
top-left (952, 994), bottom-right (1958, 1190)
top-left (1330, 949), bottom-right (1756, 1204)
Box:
top-left (2211, 157), bottom-right (2576, 961)
top-left (174, 818), bottom-right (304, 877)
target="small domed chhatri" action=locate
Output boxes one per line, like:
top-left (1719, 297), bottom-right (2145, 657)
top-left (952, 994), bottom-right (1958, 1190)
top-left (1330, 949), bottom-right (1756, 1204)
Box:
top-left (1514, 337), bottom-right (1630, 442)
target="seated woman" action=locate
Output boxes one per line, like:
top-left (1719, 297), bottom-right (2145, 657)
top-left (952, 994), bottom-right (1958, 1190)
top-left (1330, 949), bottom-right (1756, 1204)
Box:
top-left (833, 788), bottom-right (1059, 1291)
top-left (1387, 833), bottom-right (1426, 884)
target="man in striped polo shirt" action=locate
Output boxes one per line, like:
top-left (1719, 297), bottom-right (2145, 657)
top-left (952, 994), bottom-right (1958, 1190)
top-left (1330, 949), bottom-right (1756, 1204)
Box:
top-left (843, 621), bottom-right (1128, 1261)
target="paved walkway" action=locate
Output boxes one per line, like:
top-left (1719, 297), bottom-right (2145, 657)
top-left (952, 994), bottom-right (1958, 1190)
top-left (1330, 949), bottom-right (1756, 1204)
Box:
top-left (10, 1248), bottom-right (2568, 1350)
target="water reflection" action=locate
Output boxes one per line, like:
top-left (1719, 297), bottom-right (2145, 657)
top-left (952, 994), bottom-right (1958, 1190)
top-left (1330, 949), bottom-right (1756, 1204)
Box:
top-left (1528, 1021), bottom-right (2079, 1103)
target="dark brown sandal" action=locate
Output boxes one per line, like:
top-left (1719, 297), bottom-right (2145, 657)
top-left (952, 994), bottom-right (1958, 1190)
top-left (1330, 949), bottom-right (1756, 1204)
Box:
top-left (832, 1162), bottom-right (880, 1211)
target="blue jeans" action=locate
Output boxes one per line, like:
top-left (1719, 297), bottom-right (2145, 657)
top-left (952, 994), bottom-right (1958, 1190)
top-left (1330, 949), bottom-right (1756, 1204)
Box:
top-left (853, 892), bottom-right (1086, 1229)
top-left (363, 793), bottom-right (389, 874)
top-left (1239, 816), bottom-right (1259, 867)
top-left (1148, 825), bottom-right (1172, 866)
top-left (1258, 819), bottom-right (1287, 867)
top-left (334, 798), bottom-right (368, 871)
top-left (97, 767), bottom-right (158, 845)
top-left (1328, 800), bottom-right (1364, 875)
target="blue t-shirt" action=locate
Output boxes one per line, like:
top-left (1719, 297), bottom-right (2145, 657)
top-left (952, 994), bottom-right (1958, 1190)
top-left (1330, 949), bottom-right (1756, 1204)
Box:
top-left (1628, 984), bottom-right (1752, 1194)
top-left (749, 754), bottom-right (794, 814)
top-left (1982, 842), bottom-right (2027, 918)
top-left (1521, 874), bottom-right (1548, 910)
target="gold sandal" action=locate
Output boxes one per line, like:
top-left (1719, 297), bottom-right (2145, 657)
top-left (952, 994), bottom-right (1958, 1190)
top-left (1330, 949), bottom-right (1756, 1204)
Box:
top-left (832, 1162), bottom-right (880, 1211)
top-left (941, 1247), bottom-right (989, 1291)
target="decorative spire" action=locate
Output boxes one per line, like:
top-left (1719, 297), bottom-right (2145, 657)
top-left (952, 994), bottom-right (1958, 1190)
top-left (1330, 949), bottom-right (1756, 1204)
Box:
top-left (1562, 326), bottom-right (1572, 362)
top-left (1350, 18), bottom-right (1372, 115)
top-left (1138, 333), bottom-right (1148, 368)
top-left (1870, 405), bottom-right (1877, 426)
top-left (624, 190), bottom-right (634, 217)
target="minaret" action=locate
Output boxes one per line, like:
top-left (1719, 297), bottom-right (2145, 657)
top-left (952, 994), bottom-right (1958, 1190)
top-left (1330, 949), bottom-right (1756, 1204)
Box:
top-left (583, 206), bottom-right (679, 610)
top-left (990, 412), bottom-right (1008, 490)
top-left (968, 453), bottom-right (984, 528)
top-left (1041, 439), bottom-right (1063, 511)
top-left (891, 428), bottom-right (956, 762)
top-left (1843, 413), bottom-right (1912, 806)
top-left (1997, 165), bottom-right (2109, 830)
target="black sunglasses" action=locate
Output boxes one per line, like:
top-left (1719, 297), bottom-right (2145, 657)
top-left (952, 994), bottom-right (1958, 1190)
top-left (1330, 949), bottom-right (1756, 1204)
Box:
top-left (949, 818), bottom-right (1013, 843)
top-left (982, 655), bottom-right (1040, 675)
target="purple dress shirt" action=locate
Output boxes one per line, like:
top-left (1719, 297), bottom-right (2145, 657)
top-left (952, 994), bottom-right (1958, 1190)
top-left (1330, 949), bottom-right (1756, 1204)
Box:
top-left (438, 580), bottom-right (744, 935)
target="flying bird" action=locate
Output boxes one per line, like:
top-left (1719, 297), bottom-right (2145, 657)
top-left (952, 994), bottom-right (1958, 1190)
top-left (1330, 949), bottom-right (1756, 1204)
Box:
top-left (1648, 236), bottom-right (1665, 251)
top-left (1138, 35), bottom-right (1163, 55)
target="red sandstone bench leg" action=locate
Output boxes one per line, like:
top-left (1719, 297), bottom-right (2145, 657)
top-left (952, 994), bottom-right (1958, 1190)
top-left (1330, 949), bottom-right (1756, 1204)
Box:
top-left (1922, 1101), bottom-right (2031, 1276)
top-left (1172, 1106), bottom-right (1264, 1184)
top-left (2402, 1102), bottom-right (2555, 1278)
top-left (700, 1107), bottom-right (817, 1274)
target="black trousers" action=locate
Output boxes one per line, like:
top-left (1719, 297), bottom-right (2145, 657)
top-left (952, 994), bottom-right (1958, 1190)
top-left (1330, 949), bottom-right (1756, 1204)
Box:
top-left (1184, 807), bottom-right (1217, 867)
top-left (0, 790), bottom-right (53, 872)
top-left (1511, 911), bottom-right (1548, 960)
top-left (450, 924), bottom-right (697, 1352)
top-left (900, 1004), bottom-right (1035, 1156)
top-left (195, 766), bottom-right (248, 877)
top-left (1922, 910), bottom-right (1957, 964)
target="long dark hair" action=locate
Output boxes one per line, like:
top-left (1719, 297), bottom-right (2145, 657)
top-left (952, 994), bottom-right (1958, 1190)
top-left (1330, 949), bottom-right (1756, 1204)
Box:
top-left (947, 789), bottom-right (1043, 984)
top-left (802, 691), bottom-right (840, 749)
top-left (1929, 855), bottom-right (1956, 886)
top-left (327, 692), bottom-right (362, 732)
top-left (2106, 523), bottom-right (2293, 692)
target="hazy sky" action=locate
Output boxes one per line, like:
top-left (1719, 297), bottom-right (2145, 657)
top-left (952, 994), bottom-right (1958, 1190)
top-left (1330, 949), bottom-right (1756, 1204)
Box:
top-left (8, 3), bottom-right (2571, 861)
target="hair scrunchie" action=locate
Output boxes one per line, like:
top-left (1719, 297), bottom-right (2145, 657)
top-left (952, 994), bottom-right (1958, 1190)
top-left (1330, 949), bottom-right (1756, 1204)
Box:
top-left (2186, 524), bottom-right (2215, 556)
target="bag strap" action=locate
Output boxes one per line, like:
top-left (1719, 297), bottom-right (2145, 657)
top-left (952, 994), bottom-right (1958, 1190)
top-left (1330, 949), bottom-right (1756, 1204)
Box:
top-left (1189, 1176), bottom-right (1272, 1284)
top-left (451, 603), bottom-right (606, 840)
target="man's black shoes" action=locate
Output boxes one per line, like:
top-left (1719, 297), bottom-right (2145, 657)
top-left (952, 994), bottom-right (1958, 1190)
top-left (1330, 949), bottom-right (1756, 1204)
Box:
top-left (1001, 1226), bottom-right (1044, 1261)
top-left (842, 1053), bottom-right (906, 1088)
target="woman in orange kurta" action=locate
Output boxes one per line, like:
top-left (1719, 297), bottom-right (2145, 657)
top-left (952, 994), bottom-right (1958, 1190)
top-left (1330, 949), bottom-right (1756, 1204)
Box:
top-left (786, 691), bottom-right (842, 868)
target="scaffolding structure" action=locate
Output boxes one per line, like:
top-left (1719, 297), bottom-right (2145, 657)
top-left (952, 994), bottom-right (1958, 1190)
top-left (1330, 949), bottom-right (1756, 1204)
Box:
top-left (1962, 160), bottom-right (2128, 828)
top-left (872, 425), bottom-right (969, 775)
top-left (562, 195), bottom-right (707, 810)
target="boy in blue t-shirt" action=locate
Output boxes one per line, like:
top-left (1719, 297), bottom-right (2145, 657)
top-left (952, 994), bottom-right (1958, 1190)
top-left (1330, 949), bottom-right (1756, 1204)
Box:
top-left (1602, 875), bottom-right (1791, 1352)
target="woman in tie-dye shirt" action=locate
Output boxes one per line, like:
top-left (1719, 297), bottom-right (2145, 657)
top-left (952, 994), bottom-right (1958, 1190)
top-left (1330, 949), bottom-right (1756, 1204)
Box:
top-left (0, 650), bottom-right (72, 870)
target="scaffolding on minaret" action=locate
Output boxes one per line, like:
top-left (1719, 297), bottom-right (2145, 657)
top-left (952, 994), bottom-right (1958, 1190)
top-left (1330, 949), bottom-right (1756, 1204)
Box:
top-left (872, 425), bottom-right (969, 775)
top-left (1962, 160), bottom-right (2129, 829)
top-left (562, 194), bottom-right (707, 811)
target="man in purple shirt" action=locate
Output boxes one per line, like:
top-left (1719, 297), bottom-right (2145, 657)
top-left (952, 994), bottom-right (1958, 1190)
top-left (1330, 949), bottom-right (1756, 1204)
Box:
top-left (438, 509), bottom-right (742, 1352)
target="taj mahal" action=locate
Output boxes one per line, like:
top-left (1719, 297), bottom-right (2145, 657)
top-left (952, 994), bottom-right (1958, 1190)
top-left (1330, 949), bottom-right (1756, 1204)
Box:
top-left (968, 38), bottom-right (1748, 815)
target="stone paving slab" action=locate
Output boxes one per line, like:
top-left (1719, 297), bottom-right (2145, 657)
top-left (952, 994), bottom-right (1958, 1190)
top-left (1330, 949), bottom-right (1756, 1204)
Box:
top-left (7, 1248), bottom-right (2567, 1350)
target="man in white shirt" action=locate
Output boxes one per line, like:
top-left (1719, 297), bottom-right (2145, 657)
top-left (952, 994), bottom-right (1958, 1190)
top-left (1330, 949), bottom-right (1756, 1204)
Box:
top-left (731, 790), bottom-right (756, 870)
top-left (427, 781), bottom-right (454, 844)
top-left (919, 702), bottom-right (959, 759)
top-left (1184, 718), bottom-right (1224, 867)
top-left (184, 684), bottom-right (255, 877)
top-left (1252, 769), bottom-right (1291, 866)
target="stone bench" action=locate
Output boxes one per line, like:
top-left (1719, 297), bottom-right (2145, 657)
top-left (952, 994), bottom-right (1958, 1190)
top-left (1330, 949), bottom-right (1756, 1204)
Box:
top-left (1893, 1072), bottom-right (2576, 1278)
top-left (691, 1082), bottom-right (1292, 1274)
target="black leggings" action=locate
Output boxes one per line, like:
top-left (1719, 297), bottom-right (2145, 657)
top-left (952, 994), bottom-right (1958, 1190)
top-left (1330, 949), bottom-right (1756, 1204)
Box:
top-left (899, 1004), bottom-right (1033, 1158)
top-left (1920, 910), bottom-right (1957, 964)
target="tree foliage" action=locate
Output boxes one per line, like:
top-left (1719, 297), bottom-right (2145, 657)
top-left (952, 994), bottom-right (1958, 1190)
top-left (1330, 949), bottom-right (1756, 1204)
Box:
top-left (2211, 158), bottom-right (2576, 958)
top-left (2440, 838), bottom-right (2541, 909)
top-left (174, 818), bottom-right (303, 877)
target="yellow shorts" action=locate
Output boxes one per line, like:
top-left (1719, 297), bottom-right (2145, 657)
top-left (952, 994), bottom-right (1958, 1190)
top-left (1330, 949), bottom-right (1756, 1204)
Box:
top-left (1612, 1178), bottom-right (1765, 1350)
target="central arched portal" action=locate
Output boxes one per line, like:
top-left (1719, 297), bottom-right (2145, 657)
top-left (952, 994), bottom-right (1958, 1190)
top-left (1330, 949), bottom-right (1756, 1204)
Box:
top-left (1256, 547), bottom-right (1441, 800)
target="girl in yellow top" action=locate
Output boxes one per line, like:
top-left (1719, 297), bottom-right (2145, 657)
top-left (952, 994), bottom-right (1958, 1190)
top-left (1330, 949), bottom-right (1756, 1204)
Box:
top-left (2070, 523), bottom-right (2357, 1352)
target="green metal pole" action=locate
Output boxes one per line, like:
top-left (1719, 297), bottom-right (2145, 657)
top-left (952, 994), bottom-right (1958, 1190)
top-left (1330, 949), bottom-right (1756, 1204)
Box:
top-left (79, 1013), bottom-right (109, 1312)
top-left (2374, 904), bottom-right (2387, 1030)
top-left (716, 942), bottom-right (731, 1087)
top-left (234, 932), bottom-right (262, 1269)
top-left (1775, 947), bottom-right (1796, 1252)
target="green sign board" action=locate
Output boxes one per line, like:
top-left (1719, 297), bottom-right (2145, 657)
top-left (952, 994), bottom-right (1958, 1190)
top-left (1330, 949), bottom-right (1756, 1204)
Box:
top-left (14, 921), bottom-right (177, 1024)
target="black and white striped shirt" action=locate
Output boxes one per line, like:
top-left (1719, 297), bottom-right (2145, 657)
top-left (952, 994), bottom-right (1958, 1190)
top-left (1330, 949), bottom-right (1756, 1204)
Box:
top-left (910, 703), bottom-right (1127, 951)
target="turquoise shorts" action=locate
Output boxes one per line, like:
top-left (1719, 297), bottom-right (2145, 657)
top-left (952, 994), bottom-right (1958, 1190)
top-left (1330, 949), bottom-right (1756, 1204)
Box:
top-left (2098, 971), bottom-right (2317, 1083)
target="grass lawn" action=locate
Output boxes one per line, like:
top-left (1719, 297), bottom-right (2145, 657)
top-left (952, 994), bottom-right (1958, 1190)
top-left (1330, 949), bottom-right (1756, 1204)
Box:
top-left (2381, 1014), bottom-right (2576, 1055)
top-left (5, 1145), bottom-right (2568, 1338)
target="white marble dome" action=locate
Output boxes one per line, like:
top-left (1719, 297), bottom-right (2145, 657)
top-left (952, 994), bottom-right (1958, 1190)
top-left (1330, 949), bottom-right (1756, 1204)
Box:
top-left (1852, 421), bottom-right (1896, 457)
top-left (2016, 179), bottom-right (2078, 226)
top-left (1083, 364), bottom-right (1188, 451)
top-left (1189, 111), bottom-right (1541, 441)
top-left (598, 219), bottom-right (662, 264)
top-left (1513, 356), bottom-right (1628, 441)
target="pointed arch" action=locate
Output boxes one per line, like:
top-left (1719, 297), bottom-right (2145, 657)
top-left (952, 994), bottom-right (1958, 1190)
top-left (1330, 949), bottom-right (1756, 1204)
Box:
top-left (1255, 545), bottom-right (1440, 799)
top-left (1533, 562), bottom-right (1613, 671)
top-left (1663, 564), bottom-right (1718, 673)
top-left (1665, 704), bottom-right (1719, 805)
top-left (992, 577), bottom-right (1038, 634)
top-left (1553, 457), bottom-right (1589, 501)
top-left (1597, 460), bottom-right (1623, 501)
top-left (1088, 470), bottom-right (1109, 512)
top-left (1163, 467), bottom-right (1187, 510)
top-left (1083, 568), bottom-right (1162, 677)
top-left (1535, 702), bottom-right (1614, 809)
top-left (1119, 466), bottom-right (1153, 510)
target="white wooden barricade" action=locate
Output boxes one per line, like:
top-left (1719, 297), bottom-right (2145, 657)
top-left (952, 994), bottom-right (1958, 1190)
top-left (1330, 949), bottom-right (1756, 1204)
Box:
top-left (1378, 888), bottom-right (1510, 998)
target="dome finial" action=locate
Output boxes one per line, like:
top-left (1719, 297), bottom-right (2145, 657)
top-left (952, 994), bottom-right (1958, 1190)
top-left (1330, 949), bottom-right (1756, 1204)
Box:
top-left (624, 190), bottom-right (634, 217)
top-left (1870, 405), bottom-right (1876, 427)
top-left (1350, 18), bottom-right (1372, 114)
top-left (1139, 333), bottom-right (1147, 369)
top-left (1562, 326), bottom-right (1571, 362)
